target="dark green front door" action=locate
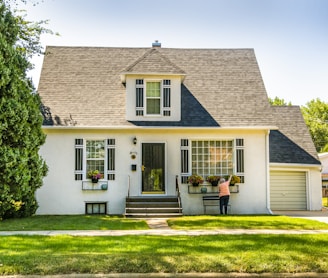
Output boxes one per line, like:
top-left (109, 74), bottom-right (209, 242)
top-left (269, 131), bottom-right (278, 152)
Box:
top-left (142, 143), bottom-right (165, 194)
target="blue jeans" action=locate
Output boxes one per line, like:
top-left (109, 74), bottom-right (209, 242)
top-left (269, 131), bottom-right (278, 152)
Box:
top-left (220, 195), bottom-right (230, 214)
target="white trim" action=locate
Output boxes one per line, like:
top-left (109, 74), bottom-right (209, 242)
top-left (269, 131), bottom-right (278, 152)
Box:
top-left (120, 72), bottom-right (186, 83)
top-left (43, 125), bottom-right (279, 131)
top-left (266, 130), bottom-right (272, 214)
top-left (270, 163), bottom-right (321, 169)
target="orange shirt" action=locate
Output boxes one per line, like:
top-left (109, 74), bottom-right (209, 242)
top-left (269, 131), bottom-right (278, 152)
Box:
top-left (219, 181), bottom-right (230, 197)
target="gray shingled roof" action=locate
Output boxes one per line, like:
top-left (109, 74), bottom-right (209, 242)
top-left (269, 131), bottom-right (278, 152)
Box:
top-left (269, 106), bottom-right (320, 164)
top-left (38, 45), bottom-right (319, 164)
top-left (39, 46), bottom-right (271, 127)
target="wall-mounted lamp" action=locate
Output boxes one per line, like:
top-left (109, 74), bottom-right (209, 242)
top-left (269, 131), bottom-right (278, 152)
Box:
top-left (133, 137), bottom-right (137, 145)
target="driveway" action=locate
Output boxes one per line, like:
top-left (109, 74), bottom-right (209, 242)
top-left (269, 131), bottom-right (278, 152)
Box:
top-left (273, 209), bottom-right (328, 224)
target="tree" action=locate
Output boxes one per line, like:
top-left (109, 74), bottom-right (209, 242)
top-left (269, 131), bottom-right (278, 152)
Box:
top-left (269, 96), bottom-right (292, 106)
top-left (301, 98), bottom-right (328, 153)
top-left (0, 1), bottom-right (48, 219)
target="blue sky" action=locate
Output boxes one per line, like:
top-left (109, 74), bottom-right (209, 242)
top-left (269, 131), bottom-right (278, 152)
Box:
top-left (18, 0), bottom-right (327, 106)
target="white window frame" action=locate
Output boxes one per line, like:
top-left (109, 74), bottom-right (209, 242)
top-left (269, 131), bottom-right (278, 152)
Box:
top-left (135, 79), bottom-right (171, 117)
top-left (190, 139), bottom-right (234, 179)
top-left (74, 138), bottom-right (116, 181)
top-left (180, 138), bottom-right (245, 184)
top-left (85, 139), bottom-right (106, 180)
top-left (145, 79), bottom-right (162, 116)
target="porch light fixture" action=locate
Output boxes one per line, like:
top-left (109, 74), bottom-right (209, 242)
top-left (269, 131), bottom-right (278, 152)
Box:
top-left (133, 137), bottom-right (137, 145)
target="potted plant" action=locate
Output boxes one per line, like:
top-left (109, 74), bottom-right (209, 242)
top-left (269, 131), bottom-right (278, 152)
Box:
top-left (229, 175), bottom-right (241, 186)
top-left (206, 175), bottom-right (221, 186)
top-left (188, 174), bottom-right (204, 186)
top-left (87, 170), bottom-right (103, 183)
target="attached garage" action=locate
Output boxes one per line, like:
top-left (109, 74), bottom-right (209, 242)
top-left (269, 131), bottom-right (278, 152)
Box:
top-left (270, 171), bottom-right (307, 210)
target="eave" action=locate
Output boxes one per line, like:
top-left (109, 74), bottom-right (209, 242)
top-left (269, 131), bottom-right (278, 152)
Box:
top-left (42, 125), bottom-right (278, 131)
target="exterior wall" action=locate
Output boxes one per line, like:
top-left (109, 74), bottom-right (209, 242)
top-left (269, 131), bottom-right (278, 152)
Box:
top-left (37, 128), bottom-right (273, 215)
top-left (125, 75), bottom-right (181, 121)
top-left (269, 164), bottom-right (322, 211)
top-left (180, 129), bottom-right (270, 215)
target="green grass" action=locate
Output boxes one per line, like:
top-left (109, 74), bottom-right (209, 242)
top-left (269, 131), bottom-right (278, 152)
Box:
top-left (1, 234), bottom-right (328, 275)
top-left (2, 215), bottom-right (328, 231)
top-left (0, 215), bottom-right (149, 231)
top-left (168, 215), bottom-right (328, 230)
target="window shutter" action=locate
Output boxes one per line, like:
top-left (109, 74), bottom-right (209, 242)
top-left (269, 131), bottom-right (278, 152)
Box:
top-left (163, 80), bottom-right (171, 116)
top-left (136, 79), bottom-right (144, 116)
top-left (180, 139), bottom-right (189, 183)
top-left (236, 138), bottom-right (244, 183)
top-left (107, 139), bottom-right (116, 180)
top-left (75, 139), bottom-right (83, 180)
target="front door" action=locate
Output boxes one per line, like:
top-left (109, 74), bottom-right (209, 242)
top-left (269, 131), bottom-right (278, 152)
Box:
top-left (142, 143), bottom-right (165, 194)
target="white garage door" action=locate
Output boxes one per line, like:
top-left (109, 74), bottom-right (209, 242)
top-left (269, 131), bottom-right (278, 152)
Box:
top-left (270, 171), bottom-right (307, 210)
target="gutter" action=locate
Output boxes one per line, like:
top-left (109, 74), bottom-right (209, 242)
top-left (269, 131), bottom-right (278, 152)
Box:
top-left (270, 162), bottom-right (322, 169)
top-left (42, 125), bottom-right (279, 131)
top-left (266, 130), bottom-right (273, 215)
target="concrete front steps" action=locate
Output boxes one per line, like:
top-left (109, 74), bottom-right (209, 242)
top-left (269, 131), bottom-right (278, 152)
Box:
top-left (125, 196), bottom-right (182, 218)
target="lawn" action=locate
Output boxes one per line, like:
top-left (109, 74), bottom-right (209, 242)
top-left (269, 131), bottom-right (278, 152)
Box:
top-left (1, 234), bottom-right (328, 275)
top-left (0, 215), bottom-right (149, 231)
top-left (2, 214), bottom-right (328, 231)
top-left (168, 215), bottom-right (328, 230)
top-left (1, 215), bottom-right (328, 275)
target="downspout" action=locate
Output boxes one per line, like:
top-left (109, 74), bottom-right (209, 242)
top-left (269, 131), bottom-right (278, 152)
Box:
top-left (266, 130), bottom-right (273, 214)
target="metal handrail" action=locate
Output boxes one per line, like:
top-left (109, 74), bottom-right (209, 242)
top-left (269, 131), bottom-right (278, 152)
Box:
top-left (176, 175), bottom-right (182, 212)
top-left (127, 175), bottom-right (130, 197)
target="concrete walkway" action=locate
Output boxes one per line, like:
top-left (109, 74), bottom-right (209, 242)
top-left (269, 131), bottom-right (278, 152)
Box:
top-left (272, 209), bottom-right (328, 224)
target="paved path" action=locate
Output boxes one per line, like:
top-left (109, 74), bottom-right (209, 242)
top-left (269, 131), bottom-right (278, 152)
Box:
top-left (273, 210), bottom-right (328, 224)
top-left (1, 228), bottom-right (328, 236)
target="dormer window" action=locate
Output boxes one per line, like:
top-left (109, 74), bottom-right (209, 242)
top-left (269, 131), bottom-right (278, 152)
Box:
top-left (135, 79), bottom-right (171, 117)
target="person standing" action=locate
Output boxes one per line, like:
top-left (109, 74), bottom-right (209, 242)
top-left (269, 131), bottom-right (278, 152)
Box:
top-left (218, 175), bottom-right (232, 214)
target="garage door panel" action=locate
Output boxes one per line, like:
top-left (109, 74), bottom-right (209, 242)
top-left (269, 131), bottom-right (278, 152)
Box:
top-left (270, 171), bottom-right (307, 210)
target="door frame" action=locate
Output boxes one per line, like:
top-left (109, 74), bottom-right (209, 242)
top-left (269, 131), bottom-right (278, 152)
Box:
top-left (140, 141), bottom-right (167, 196)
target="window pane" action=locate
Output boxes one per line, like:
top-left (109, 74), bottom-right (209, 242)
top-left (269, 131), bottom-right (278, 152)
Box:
top-left (86, 140), bottom-right (104, 159)
top-left (87, 160), bottom-right (104, 173)
top-left (191, 140), bottom-right (233, 178)
top-left (146, 82), bottom-right (160, 97)
top-left (146, 99), bottom-right (160, 114)
top-left (86, 140), bottom-right (105, 175)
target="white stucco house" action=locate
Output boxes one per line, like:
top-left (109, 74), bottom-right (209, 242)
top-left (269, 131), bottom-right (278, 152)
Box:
top-left (36, 42), bottom-right (322, 216)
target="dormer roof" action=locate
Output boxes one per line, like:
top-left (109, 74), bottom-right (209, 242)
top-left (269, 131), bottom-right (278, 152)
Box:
top-left (120, 48), bottom-right (186, 82)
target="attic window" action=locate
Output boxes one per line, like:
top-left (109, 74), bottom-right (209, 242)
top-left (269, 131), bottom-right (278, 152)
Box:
top-left (135, 79), bottom-right (171, 117)
top-left (146, 82), bottom-right (161, 114)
